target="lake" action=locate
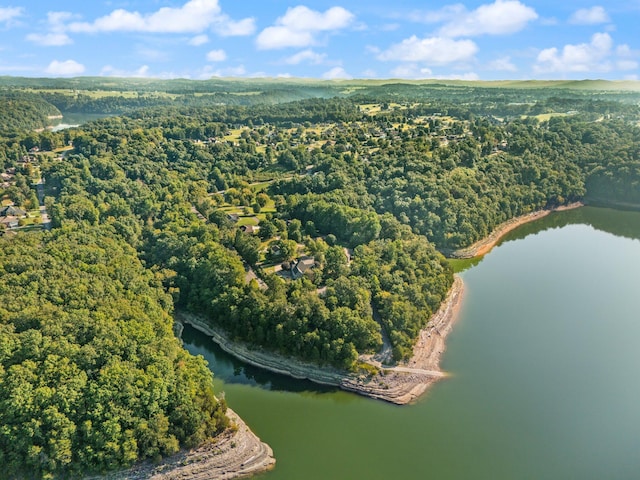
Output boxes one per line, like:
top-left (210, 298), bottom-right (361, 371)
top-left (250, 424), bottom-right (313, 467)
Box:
top-left (182, 206), bottom-right (640, 480)
top-left (49, 113), bottom-right (109, 131)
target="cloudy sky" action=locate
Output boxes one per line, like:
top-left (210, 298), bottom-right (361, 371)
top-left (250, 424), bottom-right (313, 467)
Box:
top-left (0, 0), bottom-right (638, 80)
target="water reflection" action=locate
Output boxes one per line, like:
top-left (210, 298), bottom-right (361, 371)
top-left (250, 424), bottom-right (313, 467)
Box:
top-left (500, 206), bottom-right (640, 245)
top-left (181, 323), bottom-right (338, 396)
top-left (450, 206), bottom-right (640, 273)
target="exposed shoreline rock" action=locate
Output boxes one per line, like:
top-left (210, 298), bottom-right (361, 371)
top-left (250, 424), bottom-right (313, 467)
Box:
top-left (444, 202), bottom-right (584, 259)
top-left (176, 275), bottom-right (465, 405)
top-left (88, 409), bottom-right (275, 480)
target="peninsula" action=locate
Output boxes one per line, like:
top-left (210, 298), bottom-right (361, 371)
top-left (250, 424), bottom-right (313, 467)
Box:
top-left (1, 77), bottom-right (639, 479)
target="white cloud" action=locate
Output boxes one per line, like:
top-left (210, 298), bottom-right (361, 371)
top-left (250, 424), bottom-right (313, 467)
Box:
top-left (214, 17), bottom-right (256, 36)
top-left (26, 11), bottom-right (75, 46)
top-left (256, 6), bottom-right (354, 50)
top-left (390, 64), bottom-right (433, 79)
top-left (378, 36), bottom-right (478, 65)
top-left (488, 56), bottom-right (517, 72)
top-left (283, 49), bottom-right (327, 65)
top-left (408, 5), bottom-right (465, 24)
top-left (205, 64), bottom-right (247, 77)
top-left (26, 32), bottom-right (72, 46)
top-left (100, 65), bottom-right (151, 77)
top-left (433, 72), bottom-right (480, 80)
top-left (0, 6), bottom-right (23, 25)
top-left (534, 32), bottom-right (616, 73)
top-left (569, 6), bottom-right (610, 25)
top-left (189, 34), bottom-right (209, 46)
top-left (206, 49), bottom-right (226, 62)
top-left (322, 66), bottom-right (351, 79)
top-left (616, 44), bottom-right (640, 58)
top-left (45, 59), bottom-right (85, 76)
top-left (257, 29), bottom-right (314, 50)
top-left (361, 69), bottom-right (377, 78)
top-left (409, 1), bottom-right (537, 37)
top-left (438, 0), bottom-right (538, 37)
top-left (617, 60), bottom-right (638, 71)
top-left (68, 0), bottom-right (254, 36)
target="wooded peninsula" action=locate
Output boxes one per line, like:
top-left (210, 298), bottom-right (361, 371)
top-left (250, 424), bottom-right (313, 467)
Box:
top-left (0, 77), bottom-right (638, 479)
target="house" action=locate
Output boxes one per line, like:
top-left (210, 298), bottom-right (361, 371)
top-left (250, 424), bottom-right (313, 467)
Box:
top-left (227, 213), bottom-right (240, 222)
top-left (291, 256), bottom-right (315, 280)
top-left (240, 225), bottom-right (255, 234)
top-left (0, 206), bottom-right (26, 217)
top-left (0, 216), bottom-right (20, 229)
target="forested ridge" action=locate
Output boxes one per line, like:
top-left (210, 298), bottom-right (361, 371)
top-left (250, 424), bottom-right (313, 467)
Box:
top-left (0, 94), bottom-right (61, 132)
top-left (0, 227), bottom-right (228, 479)
top-left (0, 80), bottom-right (639, 478)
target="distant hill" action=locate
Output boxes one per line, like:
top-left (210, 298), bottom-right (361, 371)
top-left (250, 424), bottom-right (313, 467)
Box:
top-left (0, 93), bottom-right (60, 131)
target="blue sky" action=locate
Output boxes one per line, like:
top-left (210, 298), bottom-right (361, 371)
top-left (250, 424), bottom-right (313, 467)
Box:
top-left (0, 0), bottom-right (638, 80)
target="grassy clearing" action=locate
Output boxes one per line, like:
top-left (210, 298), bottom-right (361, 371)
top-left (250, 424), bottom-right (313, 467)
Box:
top-left (222, 128), bottom-right (247, 142)
top-left (52, 146), bottom-right (74, 153)
top-left (20, 211), bottom-right (43, 226)
top-left (21, 88), bottom-right (179, 99)
top-left (237, 216), bottom-right (259, 227)
top-left (360, 104), bottom-right (381, 114)
top-left (248, 181), bottom-right (272, 192)
top-left (521, 113), bottom-right (570, 122)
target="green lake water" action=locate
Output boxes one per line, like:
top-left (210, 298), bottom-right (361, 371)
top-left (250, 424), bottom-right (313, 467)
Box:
top-left (49, 113), bottom-right (108, 131)
top-left (182, 206), bottom-right (640, 480)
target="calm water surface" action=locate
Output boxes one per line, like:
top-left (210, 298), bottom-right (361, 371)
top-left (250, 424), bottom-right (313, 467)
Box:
top-left (49, 113), bottom-right (109, 131)
top-left (182, 206), bottom-right (640, 480)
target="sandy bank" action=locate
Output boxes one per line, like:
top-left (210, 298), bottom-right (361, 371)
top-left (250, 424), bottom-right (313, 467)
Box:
top-left (446, 202), bottom-right (584, 259)
top-left (176, 275), bottom-right (464, 405)
top-left (89, 409), bottom-right (274, 480)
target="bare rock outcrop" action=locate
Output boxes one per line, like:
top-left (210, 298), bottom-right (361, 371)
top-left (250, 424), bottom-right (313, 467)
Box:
top-left (90, 409), bottom-right (275, 480)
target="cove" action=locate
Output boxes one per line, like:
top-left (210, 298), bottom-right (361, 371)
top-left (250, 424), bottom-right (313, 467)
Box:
top-left (182, 206), bottom-right (640, 480)
top-left (49, 113), bottom-right (110, 131)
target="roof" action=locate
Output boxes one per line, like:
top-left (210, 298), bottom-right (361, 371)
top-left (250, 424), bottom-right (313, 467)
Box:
top-left (0, 206), bottom-right (26, 217)
top-left (291, 256), bottom-right (315, 279)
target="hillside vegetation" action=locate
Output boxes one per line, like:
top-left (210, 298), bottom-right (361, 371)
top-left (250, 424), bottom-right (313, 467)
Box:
top-left (0, 78), bottom-right (638, 478)
top-left (0, 227), bottom-right (228, 479)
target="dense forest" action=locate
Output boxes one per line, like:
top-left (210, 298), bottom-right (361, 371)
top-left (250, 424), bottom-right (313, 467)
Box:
top-left (0, 78), bottom-right (639, 478)
top-left (0, 94), bottom-right (61, 131)
top-left (0, 227), bottom-right (228, 479)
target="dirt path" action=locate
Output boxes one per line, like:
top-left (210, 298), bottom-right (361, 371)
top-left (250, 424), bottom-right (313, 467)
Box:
top-left (383, 366), bottom-right (445, 376)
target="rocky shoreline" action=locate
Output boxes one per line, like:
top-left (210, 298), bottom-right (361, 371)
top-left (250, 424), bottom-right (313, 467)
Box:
top-left (89, 409), bottom-right (274, 480)
top-left (446, 202), bottom-right (584, 259)
top-left (176, 275), bottom-right (464, 405)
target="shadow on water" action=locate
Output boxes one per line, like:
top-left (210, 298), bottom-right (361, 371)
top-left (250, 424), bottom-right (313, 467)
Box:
top-left (450, 206), bottom-right (640, 273)
top-left (448, 255), bottom-right (484, 273)
top-left (182, 207), bottom-right (640, 399)
top-left (500, 206), bottom-right (640, 245)
top-left (181, 323), bottom-right (338, 396)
